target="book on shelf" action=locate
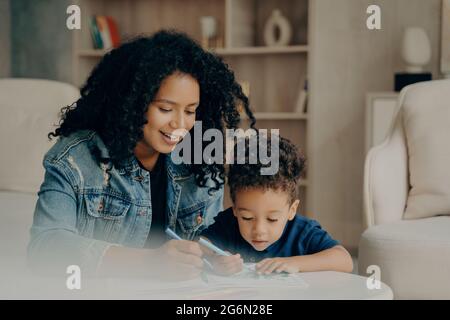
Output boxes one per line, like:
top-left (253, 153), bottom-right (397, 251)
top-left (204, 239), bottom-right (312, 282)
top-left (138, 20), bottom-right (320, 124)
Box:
top-left (106, 16), bottom-right (120, 48)
top-left (89, 16), bottom-right (103, 49)
top-left (96, 16), bottom-right (112, 49)
top-left (90, 15), bottom-right (121, 50)
top-left (294, 79), bottom-right (308, 114)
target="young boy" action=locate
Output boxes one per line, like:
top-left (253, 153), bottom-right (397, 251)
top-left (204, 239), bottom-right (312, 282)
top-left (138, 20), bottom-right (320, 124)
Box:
top-left (200, 135), bottom-right (353, 275)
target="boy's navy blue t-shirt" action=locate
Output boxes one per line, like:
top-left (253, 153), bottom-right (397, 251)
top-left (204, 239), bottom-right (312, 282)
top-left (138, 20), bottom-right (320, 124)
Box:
top-left (200, 207), bottom-right (339, 262)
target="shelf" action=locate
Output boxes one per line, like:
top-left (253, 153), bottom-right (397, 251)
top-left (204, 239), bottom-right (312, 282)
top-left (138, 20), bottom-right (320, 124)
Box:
top-left (77, 49), bottom-right (110, 57)
top-left (77, 45), bottom-right (308, 58)
top-left (254, 112), bottom-right (308, 120)
top-left (242, 112), bottom-right (308, 120)
top-left (213, 45), bottom-right (308, 55)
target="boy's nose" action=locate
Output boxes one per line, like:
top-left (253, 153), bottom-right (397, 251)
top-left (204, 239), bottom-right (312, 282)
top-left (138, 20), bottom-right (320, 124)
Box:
top-left (252, 223), bottom-right (266, 237)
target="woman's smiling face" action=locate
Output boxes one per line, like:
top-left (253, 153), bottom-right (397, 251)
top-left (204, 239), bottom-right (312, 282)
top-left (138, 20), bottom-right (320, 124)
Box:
top-left (140, 72), bottom-right (200, 154)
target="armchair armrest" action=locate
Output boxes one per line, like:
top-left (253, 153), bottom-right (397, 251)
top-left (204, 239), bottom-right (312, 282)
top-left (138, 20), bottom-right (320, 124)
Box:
top-left (363, 112), bottom-right (409, 229)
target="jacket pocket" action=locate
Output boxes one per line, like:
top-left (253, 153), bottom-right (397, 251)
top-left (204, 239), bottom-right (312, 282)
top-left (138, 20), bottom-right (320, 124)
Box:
top-left (85, 192), bottom-right (131, 219)
top-left (176, 202), bottom-right (206, 239)
top-left (79, 191), bottom-right (131, 242)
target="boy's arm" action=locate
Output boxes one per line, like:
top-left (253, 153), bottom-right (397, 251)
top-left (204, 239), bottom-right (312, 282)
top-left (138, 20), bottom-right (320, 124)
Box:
top-left (256, 245), bottom-right (353, 274)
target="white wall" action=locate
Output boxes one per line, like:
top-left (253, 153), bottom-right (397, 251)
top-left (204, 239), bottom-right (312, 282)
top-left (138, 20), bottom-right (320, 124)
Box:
top-left (0, 0), bottom-right (10, 77)
top-left (309, 0), bottom-right (442, 251)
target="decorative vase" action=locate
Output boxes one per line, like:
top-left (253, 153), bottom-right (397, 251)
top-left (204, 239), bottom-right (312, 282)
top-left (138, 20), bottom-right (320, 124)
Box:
top-left (263, 9), bottom-right (292, 47)
top-left (401, 27), bottom-right (431, 73)
top-left (200, 16), bottom-right (217, 49)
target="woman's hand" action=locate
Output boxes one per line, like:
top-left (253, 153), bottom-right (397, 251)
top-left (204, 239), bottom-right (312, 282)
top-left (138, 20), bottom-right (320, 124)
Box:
top-left (208, 253), bottom-right (244, 276)
top-left (98, 241), bottom-right (205, 280)
top-left (256, 257), bottom-right (299, 275)
top-left (152, 239), bottom-right (205, 280)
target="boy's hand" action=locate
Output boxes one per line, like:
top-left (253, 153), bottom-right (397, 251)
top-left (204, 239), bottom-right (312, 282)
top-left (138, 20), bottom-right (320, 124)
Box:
top-left (209, 253), bottom-right (244, 276)
top-left (256, 257), bottom-right (299, 275)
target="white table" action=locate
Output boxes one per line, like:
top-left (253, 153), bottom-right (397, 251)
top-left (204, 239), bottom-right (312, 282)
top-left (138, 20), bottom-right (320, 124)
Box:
top-left (1, 270), bottom-right (393, 300)
top-left (0, 192), bottom-right (393, 300)
top-left (96, 271), bottom-right (393, 300)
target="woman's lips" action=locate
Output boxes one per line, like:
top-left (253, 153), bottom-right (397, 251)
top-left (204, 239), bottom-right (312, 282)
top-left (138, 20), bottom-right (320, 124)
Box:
top-left (160, 131), bottom-right (181, 145)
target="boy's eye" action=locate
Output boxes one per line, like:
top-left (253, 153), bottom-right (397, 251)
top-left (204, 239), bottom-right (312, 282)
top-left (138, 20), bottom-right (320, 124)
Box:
top-left (241, 217), bottom-right (253, 221)
top-left (185, 110), bottom-right (196, 115)
top-left (159, 107), bottom-right (172, 113)
top-left (267, 218), bottom-right (278, 222)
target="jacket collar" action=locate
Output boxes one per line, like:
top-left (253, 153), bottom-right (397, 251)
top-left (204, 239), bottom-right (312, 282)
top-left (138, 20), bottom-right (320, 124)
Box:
top-left (89, 132), bottom-right (192, 180)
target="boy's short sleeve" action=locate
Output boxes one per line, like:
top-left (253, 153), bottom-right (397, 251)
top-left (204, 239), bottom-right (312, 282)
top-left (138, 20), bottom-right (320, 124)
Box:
top-left (300, 219), bottom-right (339, 254)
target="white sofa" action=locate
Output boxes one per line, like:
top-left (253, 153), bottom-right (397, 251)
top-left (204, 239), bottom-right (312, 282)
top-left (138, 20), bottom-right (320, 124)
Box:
top-left (359, 79), bottom-right (450, 299)
top-left (0, 78), bottom-right (79, 281)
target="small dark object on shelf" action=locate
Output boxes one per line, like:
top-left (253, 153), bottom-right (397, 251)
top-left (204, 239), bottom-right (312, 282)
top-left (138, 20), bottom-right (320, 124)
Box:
top-left (394, 72), bottom-right (432, 92)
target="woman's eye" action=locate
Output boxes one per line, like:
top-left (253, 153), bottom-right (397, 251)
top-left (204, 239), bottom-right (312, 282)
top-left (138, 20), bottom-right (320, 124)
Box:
top-left (185, 110), bottom-right (196, 115)
top-left (242, 217), bottom-right (253, 221)
top-left (268, 219), bottom-right (278, 222)
top-left (159, 108), bottom-right (172, 113)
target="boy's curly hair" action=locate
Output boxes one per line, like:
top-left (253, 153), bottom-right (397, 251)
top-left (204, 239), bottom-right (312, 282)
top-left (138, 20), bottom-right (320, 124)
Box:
top-left (49, 30), bottom-right (255, 193)
top-left (228, 134), bottom-right (306, 205)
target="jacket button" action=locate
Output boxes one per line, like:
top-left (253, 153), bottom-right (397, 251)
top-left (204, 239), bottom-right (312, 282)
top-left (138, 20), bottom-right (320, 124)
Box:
top-left (196, 214), bottom-right (203, 225)
top-left (97, 201), bottom-right (104, 212)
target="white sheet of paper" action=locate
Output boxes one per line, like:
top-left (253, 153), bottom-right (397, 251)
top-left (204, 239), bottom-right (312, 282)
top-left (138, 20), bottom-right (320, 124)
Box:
top-left (125, 263), bottom-right (309, 299)
top-left (204, 263), bottom-right (309, 289)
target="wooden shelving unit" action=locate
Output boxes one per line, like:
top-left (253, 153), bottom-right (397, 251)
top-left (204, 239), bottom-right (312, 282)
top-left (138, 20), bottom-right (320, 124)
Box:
top-left (72, 0), bottom-right (311, 216)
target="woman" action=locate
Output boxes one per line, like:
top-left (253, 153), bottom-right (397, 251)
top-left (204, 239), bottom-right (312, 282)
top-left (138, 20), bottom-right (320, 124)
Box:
top-left (28, 30), bottom-right (255, 279)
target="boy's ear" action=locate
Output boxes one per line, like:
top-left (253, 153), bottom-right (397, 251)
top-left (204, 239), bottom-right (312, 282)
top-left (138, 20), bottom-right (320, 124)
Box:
top-left (288, 200), bottom-right (300, 220)
top-left (232, 206), bottom-right (238, 217)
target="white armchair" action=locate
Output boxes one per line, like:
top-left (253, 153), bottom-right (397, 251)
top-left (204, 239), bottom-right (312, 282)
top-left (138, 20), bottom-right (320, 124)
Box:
top-left (0, 78), bottom-right (80, 193)
top-left (0, 78), bottom-right (79, 277)
top-left (359, 79), bottom-right (450, 299)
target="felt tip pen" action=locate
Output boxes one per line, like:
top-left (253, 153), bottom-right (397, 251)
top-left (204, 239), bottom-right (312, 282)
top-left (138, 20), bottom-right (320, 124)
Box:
top-left (165, 228), bottom-right (214, 270)
top-left (198, 237), bottom-right (231, 256)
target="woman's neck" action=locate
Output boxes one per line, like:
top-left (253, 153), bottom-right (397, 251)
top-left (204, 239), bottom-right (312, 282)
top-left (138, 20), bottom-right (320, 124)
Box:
top-left (134, 142), bottom-right (160, 171)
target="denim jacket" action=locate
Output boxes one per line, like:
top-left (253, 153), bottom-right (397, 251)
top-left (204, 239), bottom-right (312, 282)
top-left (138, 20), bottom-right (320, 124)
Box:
top-left (28, 130), bottom-right (223, 274)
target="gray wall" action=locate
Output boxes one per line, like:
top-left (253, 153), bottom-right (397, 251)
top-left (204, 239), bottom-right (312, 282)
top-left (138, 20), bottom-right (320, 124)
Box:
top-left (0, 0), bottom-right (11, 77)
top-left (309, 0), bottom-right (442, 250)
top-left (11, 0), bottom-right (72, 82)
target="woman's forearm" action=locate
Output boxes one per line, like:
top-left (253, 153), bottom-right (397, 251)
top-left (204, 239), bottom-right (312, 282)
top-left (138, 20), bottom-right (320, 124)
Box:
top-left (98, 241), bottom-right (206, 280)
top-left (97, 245), bottom-right (157, 277)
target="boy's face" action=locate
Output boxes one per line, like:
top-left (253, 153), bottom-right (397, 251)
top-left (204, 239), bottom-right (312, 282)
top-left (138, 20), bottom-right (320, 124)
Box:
top-left (232, 188), bottom-right (300, 251)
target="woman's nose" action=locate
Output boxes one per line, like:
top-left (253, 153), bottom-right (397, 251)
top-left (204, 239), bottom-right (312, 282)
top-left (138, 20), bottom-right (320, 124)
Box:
top-left (169, 111), bottom-right (185, 129)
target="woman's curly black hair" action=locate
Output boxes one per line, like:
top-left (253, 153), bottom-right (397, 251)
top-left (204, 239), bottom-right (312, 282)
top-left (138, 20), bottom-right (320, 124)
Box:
top-left (49, 30), bottom-right (255, 193)
top-left (228, 134), bottom-right (306, 205)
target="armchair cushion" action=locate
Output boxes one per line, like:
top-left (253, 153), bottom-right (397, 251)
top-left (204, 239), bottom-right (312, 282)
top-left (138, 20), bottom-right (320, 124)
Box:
top-left (403, 80), bottom-right (450, 219)
top-left (0, 79), bottom-right (79, 193)
top-left (359, 216), bottom-right (450, 299)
